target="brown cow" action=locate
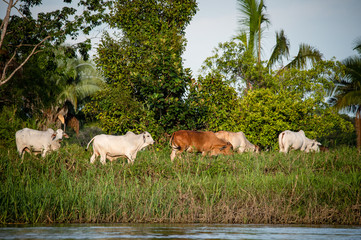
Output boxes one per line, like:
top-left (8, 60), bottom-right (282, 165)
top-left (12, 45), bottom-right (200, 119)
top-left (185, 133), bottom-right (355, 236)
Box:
top-left (169, 130), bottom-right (233, 161)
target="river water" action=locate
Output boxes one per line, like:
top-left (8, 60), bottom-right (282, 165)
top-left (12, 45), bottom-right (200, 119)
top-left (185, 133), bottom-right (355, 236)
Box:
top-left (0, 224), bottom-right (360, 239)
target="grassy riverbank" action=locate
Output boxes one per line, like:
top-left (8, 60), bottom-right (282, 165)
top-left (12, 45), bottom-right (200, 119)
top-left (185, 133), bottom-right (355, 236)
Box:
top-left (0, 144), bottom-right (360, 225)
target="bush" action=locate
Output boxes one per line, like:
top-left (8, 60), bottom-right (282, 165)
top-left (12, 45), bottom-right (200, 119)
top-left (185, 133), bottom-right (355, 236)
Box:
top-left (238, 88), bottom-right (355, 150)
top-left (0, 106), bottom-right (37, 150)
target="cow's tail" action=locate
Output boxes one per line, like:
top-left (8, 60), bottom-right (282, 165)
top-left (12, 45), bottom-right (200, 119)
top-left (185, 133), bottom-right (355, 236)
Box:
top-left (169, 132), bottom-right (180, 150)
top-left (85, 136), bottom-right (96, 151)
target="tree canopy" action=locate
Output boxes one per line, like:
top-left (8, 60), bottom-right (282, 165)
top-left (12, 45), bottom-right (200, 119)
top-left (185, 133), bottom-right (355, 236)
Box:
top-left (85, 0), bottom-right (198, 135)
top-left (0, 0), bottom-right (108, 86)
top-left (0, 0), bottom-right (357, 149)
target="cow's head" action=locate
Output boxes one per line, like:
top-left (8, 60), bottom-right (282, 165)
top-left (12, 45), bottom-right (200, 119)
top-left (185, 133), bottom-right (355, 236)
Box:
top-left (142, 131), bottom-right (155, 145)
top-left (254, 145), bottom-right (261, 153)
top-left (305, 140), bottom-right (321, 152)
top-left (211, 142), bottom-right (233, 156)
top-left (51, 129), bottom-right (69, 141)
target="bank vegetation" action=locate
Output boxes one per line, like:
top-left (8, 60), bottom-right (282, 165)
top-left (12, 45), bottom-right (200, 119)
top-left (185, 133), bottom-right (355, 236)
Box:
top-left (1, 144), bottom-right (360, 225)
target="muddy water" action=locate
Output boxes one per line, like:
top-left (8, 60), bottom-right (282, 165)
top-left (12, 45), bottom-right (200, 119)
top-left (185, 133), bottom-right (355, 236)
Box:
top-left (1, 223), bottom-right (361, 239)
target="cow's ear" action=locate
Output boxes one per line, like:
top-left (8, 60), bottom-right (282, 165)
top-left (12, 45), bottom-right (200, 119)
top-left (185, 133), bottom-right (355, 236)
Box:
top-left (143, 134), bottom-right (146, 142)
top-left (51, 133), bottom-right (56, 140)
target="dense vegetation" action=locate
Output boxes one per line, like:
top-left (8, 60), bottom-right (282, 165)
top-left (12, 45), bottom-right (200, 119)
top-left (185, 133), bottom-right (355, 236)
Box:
top-left (1, 0), bottom-right (359, 149)
top-left (0, 143), bottom-right (360, 225)
top-left (0, 0), bottom-right (360, 226)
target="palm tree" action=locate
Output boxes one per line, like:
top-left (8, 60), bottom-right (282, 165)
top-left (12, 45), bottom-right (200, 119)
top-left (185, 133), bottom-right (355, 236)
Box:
top-left (237, 0), bottom-right (323, 84)
top-left (329, 40), bottom-right (361, 148)
top-left (237, 0), bottom-right (270, 64)
top-left (42, 48), bottom-right (104, 130)
top-left (267, 30), bottom-right (323, 72)
top-left (57, 61), bottom-right (104, 111)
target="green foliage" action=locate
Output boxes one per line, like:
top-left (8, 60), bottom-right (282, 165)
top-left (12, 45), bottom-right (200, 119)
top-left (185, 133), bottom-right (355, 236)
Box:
top-left (91, 0), bottom-right (198, 135)
top-left (83, 84), bottom-right (157, 135)
top-left (50, 48), bottom-right (104, 111)
top-left (200, 38), bottom-right (270, 91)
top-left (1, 0), bottom-right (106, 86)
top-left (238, 88), bottom-right (354, 149)
top-left (0, 49), bottom-right (61, 114)
top-left (238, 88), bottom-right (306, 149)
top-left (187, 72), bottom-right (243, 131)
top-left (192, 37), bottom-right (354, 149)
top-left (0, 106), bottom-right (37, 149)
top-left (0, 47), bottom-right (103, 130)
top-left (274, 60), bottom-right (341, 103)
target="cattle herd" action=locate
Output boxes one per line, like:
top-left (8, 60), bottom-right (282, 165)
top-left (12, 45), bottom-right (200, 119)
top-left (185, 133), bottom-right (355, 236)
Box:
top-left (15, 128), bottom-right (322, 164)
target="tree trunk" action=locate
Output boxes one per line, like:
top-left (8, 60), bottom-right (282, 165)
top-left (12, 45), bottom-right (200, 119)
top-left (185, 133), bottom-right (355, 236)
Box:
top-left (356, 108), bottom-right (361, 149)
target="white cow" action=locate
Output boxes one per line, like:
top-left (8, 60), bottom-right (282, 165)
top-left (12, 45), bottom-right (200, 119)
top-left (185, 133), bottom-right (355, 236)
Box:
top-left (215, 131), bottom-right (260, 153)
top-left (86, 131), bottom-right (155, 164)
top-left (15, 128), bottom-right (69, 158)
top-left (279, 130), bottom-right (321, 153)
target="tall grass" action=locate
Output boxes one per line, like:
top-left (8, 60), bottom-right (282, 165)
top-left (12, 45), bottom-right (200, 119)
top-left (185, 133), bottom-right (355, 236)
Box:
top-left (0, 144), bottom-right (360, 224)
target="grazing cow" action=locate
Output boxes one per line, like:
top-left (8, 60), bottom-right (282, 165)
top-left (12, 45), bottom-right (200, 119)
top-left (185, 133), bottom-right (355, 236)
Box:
top-left (15, 128), bottom-right (69, 158)
top-left (279, 130), bottom-right (321, 153)
top-left (169, 130), bottom-right (233, 161)
top-left (215, 131), bottom-right (260, 153)
top-left (85, 131), bottom-right (154, 164)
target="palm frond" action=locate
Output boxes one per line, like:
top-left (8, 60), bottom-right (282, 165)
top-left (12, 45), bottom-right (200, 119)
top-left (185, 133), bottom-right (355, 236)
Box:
top-left (57, 84), bottom-right (77, 107)
top-left (333, 89), bottom-right (361, 108)
top-left (332, 52), bottom-right (361, 112)
top-left (353, 38), bottom-right (361, 55)
top-left (237, 0), bottom-right (269, 56)
top-left (267, 29), bottom-right (290, 69)
top-left (75, 77), bottom-right (104, 99)
top-left (343, 56), bottom-right (361, 84)
top-left (234, 32), bottom-right (249, 49)
top-left (285, 43), bottom-right (323, 69)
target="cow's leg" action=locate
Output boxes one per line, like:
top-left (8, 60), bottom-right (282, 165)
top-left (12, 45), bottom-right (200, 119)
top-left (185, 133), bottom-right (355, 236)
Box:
top-left (130, 152), bottom-right (136, 164)
top-left (41, 148), bottom-right (48, 158)
top-left (126, 155), bottom-right (134, 164)
top-left (106, 156), bottom-right (116, 162)
top-left (281, 143), bottom-right (289, 153)
top-left (90, 151), bottom-right (98, 164)
top-left (170, 149), bottom-right (177, 161)
top-left (238, 147), bottom-right (246, 153)
top-left (17, 145), bottom-right (26, 159)
top-left (279, 140), bottom-right (287, 153)
top-left (279, 145), bottom-right (284, 153)
top-left (100, 153), bottom-right (107, 165)
top-left (171, 147), bottom-right (184, 161)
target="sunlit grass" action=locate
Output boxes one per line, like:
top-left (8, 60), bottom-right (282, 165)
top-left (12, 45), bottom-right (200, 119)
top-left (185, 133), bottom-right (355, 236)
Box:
top-left (0, 144), bottom-right (360, 224)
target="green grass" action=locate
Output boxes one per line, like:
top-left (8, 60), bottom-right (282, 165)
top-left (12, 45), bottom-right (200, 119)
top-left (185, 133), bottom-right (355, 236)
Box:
top-left (0, 143), bottom-right (360, 224)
